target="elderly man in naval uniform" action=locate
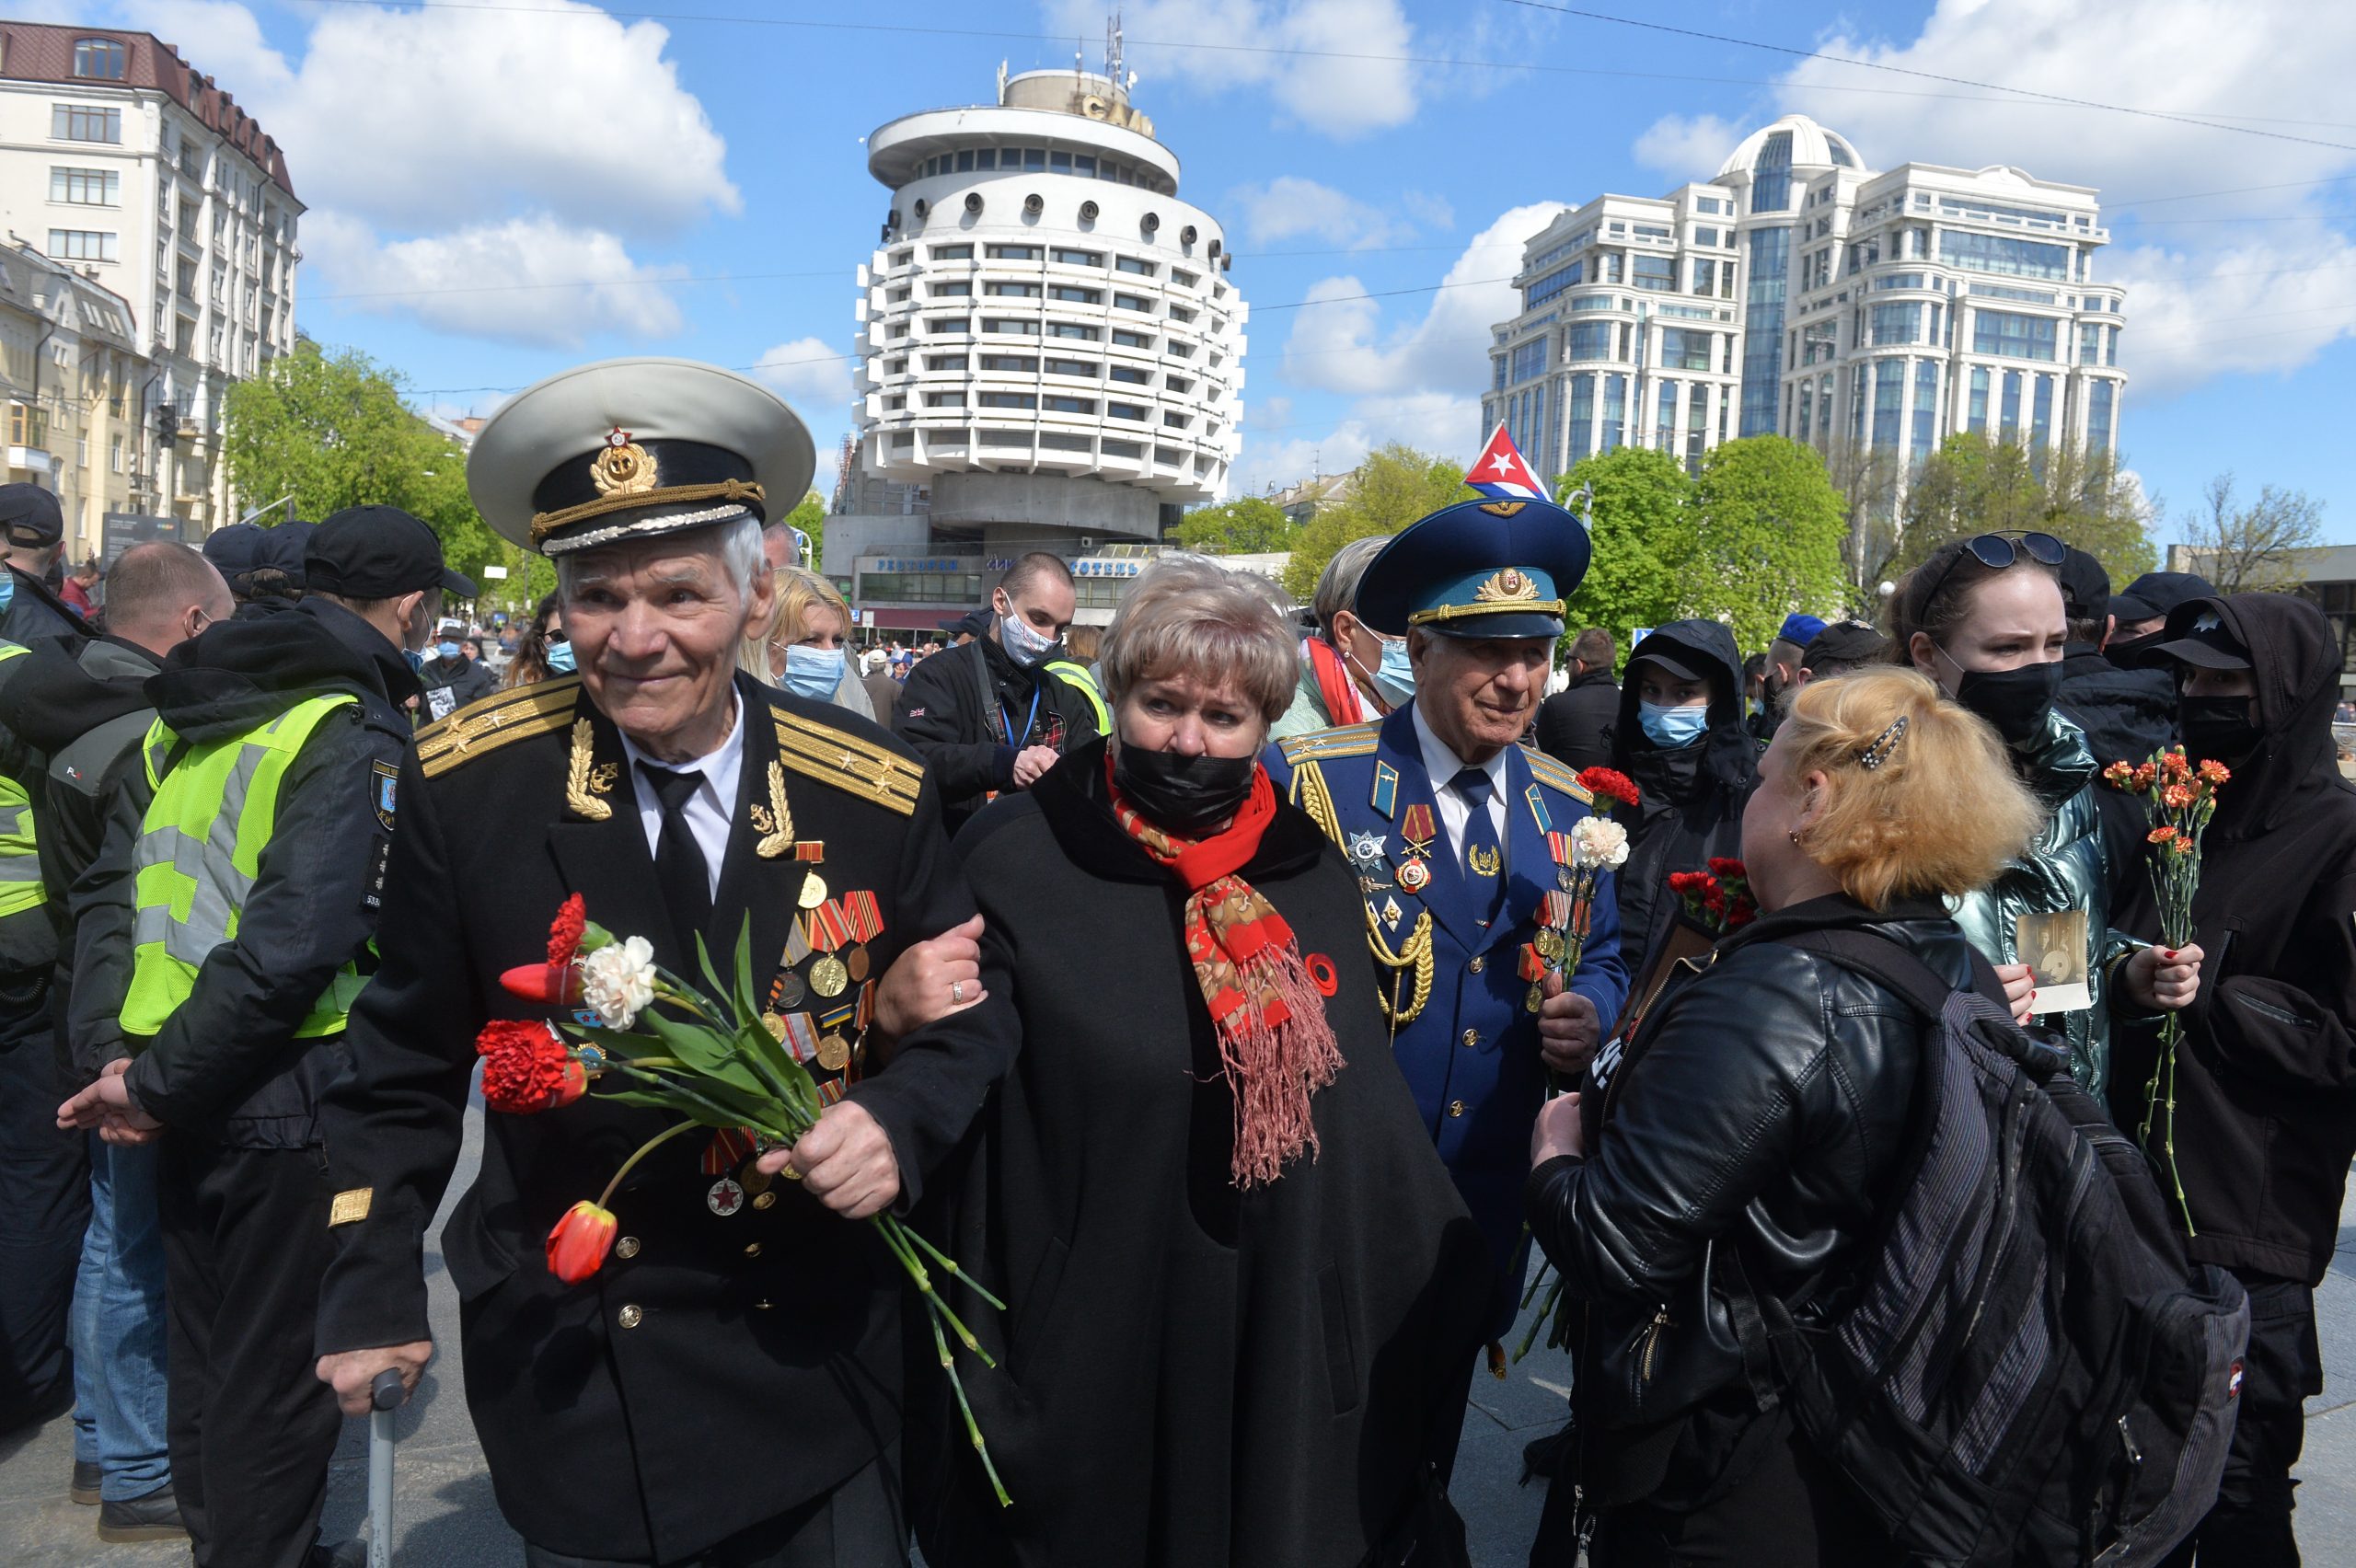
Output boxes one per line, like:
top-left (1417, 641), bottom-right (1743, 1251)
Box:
top-left (311, 359), bottom-right (1014, 1567)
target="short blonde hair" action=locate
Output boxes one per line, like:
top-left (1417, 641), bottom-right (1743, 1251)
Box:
top-left (738, 567), bottom-right (851, 682)
top-left (1100, 559), bottom-right (1298, 725)
top-left (1781, 667), bottom-right (2044, 911)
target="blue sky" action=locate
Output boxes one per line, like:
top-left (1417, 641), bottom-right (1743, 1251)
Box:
top-left (71, 0), bottom-right (2356, 544)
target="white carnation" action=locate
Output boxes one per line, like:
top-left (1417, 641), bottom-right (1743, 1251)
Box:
top-left (579, 936), bottom-right (658, 1029)
top-left (1571, 815), bottom-right (1630, 871)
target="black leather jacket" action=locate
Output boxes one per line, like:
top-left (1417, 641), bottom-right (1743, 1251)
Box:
top-left (1529, 895), bottom-right (1975, 1427)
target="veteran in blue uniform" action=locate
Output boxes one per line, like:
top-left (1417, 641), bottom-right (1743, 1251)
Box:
top-left (1265, 496), bottom-right (1628, 1338)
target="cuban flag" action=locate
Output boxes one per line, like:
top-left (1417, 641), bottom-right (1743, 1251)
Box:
top-left (1466, 423), bottom-right (1548, 502)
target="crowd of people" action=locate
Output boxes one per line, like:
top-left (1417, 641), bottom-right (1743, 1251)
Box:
top-left (0, 354), bottom-right (2348, 1568)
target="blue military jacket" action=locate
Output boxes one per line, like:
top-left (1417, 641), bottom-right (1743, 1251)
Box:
top-left (1265, 705), bottom-right (1629, 1328)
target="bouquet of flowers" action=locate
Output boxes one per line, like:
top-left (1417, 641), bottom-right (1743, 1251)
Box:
top-left (1667, 858), bottom-right (1758, 935)
top-left (1523, 767), bottom-right (1638, 1020)
top-left (484, 895), bottom-right (1011, 1505)
top-left (2102, 747), bottom-right (2229, 1234)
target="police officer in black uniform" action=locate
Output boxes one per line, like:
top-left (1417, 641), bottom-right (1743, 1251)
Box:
top-left (312, 359), bottom-right (1017, 1567)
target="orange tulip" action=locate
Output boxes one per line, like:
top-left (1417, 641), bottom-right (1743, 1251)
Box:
top-left (545, 1200), bottom-right (618, 1284)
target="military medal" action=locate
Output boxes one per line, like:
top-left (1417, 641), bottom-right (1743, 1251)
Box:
top-left (1400, 802), bottom-right (1436, 857)
top-left (741, 1161), bottom-right (773, 1196)
top-left (1398, 858), bottom-right (1430, 893)
top-left (760, 1011), bottom-right (786, 1042)
top-left (1380, 894), bottom-right (1403, 928)
top-left (777, 971), bottom-right (807, 1009)
top-left (810, 954), bottom-right (849, 998)
top-left (1346, 830), bottom-right (1387, 870)
top-left (1536, 928), bottom-right (1565, 962)
top-left (837, 892), bottom-right (884, 987)
top-left (817, 1034), bottom-right (852, 1072)
top-left (848, 946), bottom-right (870, 982)
top-left (798, 872), bottom-right (828, 910)
top-left (779, 1011), bottom-right (821, 1066)
top-left (707, 1176), bottom-right (745, 1216)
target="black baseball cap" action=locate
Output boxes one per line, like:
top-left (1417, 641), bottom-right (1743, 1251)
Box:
top-left (1627, 643), bottom-right (1704, 684)
top-left (2146, 599), bottom-right (2251, 671)
top-left (306, 506), bottom-right (477, 599)
top-left (2110, 571), bottom-right (2215, 625)
top-left (202, 522), bottom-right (269, 576)
top-left (2056, 548), bottom-right (2111, 621)
top-left (1801, 620), bottom-right (1889, 672)
top-left (0, 483), bottom-right (64, 548)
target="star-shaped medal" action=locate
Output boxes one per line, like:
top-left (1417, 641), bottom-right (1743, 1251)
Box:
top-left (1346, 829), bottom-right (1387, 868)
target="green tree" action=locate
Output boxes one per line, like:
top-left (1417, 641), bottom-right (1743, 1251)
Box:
top-left (1281, 444), bottom-right (1470, 601)
top-left (781, 490), bottom-right (826, 571)
top-left (1683, 436), bottom-right (1849, 655)
top-left (1554, 447), bottom-right (1692, 663)
top-left (222, 340), bottom-right (532, 604)
top-left (1898, 433), bottom-right (2155, 585)
top-left (1173, 495), bottom-right (1297, 556)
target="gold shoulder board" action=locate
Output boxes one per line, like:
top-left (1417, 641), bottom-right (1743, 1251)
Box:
top-left (1524, 746), bottom-right (1595, 805)
top-left (1277, 721), bottom-right (1380, 764)
top-left (769, 706), bottom-right (924, 817)
top-left (417, 676), bottom-right (581, 779)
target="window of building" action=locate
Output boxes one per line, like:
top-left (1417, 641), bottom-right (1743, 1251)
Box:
top-left (1161, 411), bottom-right (1190, 429)
top-left (1634, 224), bottom-right (1671, 240)
top-left (1912, 360), bottom-right (1939, 461)
top-left (1165, 340), bottom-right (1194, 358)
top-left (925, 317), bottom-right (966, 333)
top-left (1109, 363), bottom-right (1150, 384)
top-left (47, 228), bottom-right (120, 263)
top-left (1567, 321), bottom-right (1613, 362)
top-left (930, 243), bottom-right (973, 260)
top-left (1106, 401), bottom-right (1148, 421)
top-left (890, 249), bottom-right (914, 266)
top-left (987, 244), bottom-right (1040, 260)
top-left (1600, 374), bottom-right (1627, 452)
top-left (1167, 305), bottom-right (1195, 323)
top-left (983, 317), bottom-right (1039, 335)
top-left (1686, 383), bottom-right (1708, 476)
top-left (1870, 302), bottom-right (1920, 346)
top-left (1045, 357), bottom-right (1097, 377)
top-left (1044, 396), bottom-right (1095, 415)
top-left (1050, 322), bottom-right (1101, 340)
top-left (1694, 227), bottom-right (1720, 248)
top-left (1051, 248), bottom-right (1103, 267)
top-left (1172, 269), bottom-right (1198, 288)
top-left (974, 149), bottom-right (999, 170)
top-left (52, 105), bottom-right (121, 144)
top-left (986, 281), bottom-right (1042, 298)
top-left (924, 392), bottom-right (966, 408)
top-left (1968, 366), bottom-right (1991, 434)
top-left (1111, 329), bottom-right (1153, 349)
top-left (8, 403), bottom-right (46, 446)
top-left (887, 287), bottom-right (911, 303)
top-left (1972, 309), bottom-right (2059, 361)
top-left (1528, 261), bottom-right (1585, 308)
top-left (1658, 328), bottom-right (1712, 371)
top-left (1114, 292), bottom-right (1152, 313)
top-left (1166, 375), bottom-right (1193, 394)
top-left (2030, 373), bottom-right (2053, 451)
top-left (1049, 285), bottom-right (1101, 304)
top-left (925, 354), bottom-right (966, 372)
top-left (1940, 231), bottom-right (2071, 281)
top-left (1115, 256), bottom-right (1157, 276)
top-left (978, 391), bottom-right (1036, 409)
top-left (2106, 326), bottom-right (2119, 367)
top-left (978, 353), bottom-right (1037, 372)
top-left (73, 38), bottom-right (127, 78)
top-left (1569, 374), bottom-right (1596, 463)
top-left (1509, 340), bottom-right (1548, 382)
top-left (1797, 378), bottom-right (1816, 444)
top-left (1022, 148), bottom-right (1047, 171)
top-left (2087, 378), bottom-right (2116, 451)
top-left (930, 282), bottom-right (970, 297)
top-left (1999, 369), bottom-right (2024, 437)
top-left (51, 167), bottom-right (119, 205)
top-left (1689, 259), bottom-right (1716, 296)
top-left (1632, 254), bottom-right (1676, 291)
top-left (1655, 380), bottom-right (1679, 451)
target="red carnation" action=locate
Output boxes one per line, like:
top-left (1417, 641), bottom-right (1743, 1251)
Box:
top-left (548, 894), bottom-right (588, 966)
top-left (477, 1020), bottom-right (582, 1114)
top-left (1707, 857), bottom-right (1747, 879)
top-left (1576, 767), bottom-right (1641, 813)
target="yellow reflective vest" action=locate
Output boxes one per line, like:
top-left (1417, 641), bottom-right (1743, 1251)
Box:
top-left (0, 641), bottom-right (43, 920)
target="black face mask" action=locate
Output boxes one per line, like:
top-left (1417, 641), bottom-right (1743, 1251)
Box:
top-left (1111, 743), bottom-right (1257, 836)
top-left (2181, 695), bottom-right (2260, 766)
top-left (1946, 657), bottom-right (2062, 748)
top-left (2105, 629), bottom-right (2165, 668)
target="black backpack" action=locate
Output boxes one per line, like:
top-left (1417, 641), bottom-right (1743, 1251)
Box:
top-left (1749, 928), bottom-right (2250, 1567)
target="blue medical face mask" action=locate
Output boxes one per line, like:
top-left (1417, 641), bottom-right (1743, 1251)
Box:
top-left (1371, 637), bottom-right (1416, 707)
top-left (434, 640), bottom-right (461, 661)
top-left (545, 640), bottom-right (576, 675)
top-left (780, 644), bottom-right (847, 700)
top-left (1638, 700), bottom-right (1710, 748)
top-left (404, 648), bottom-right (425, 673)
top-left (0, 571), bottom-right (14, 615)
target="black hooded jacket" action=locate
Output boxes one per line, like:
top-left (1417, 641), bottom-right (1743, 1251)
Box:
top-left (1, 564), bottom-right (92, 650)
top-left (1608, 620), bottom-right (1761, 1006)
top-left (2054, 641), bottom-right (2177, 766)
top-left (2107, 593), bottom-right (2356, 1285)
top-left (70, 599), bottom-right (419, 1144)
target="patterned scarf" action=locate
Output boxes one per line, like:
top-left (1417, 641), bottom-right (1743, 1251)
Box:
top-left (1303, 635), bottom-right (1369, 728)
top-left (1107, 754), bottom-right (1344, 1188)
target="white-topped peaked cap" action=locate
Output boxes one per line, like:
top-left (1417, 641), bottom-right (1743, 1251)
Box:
top-left (468, 357), bottom-right (815, 557)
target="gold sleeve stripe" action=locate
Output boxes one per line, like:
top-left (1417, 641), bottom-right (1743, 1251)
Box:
top-left (770, 708), bottom-right (924, 816)
top-left (417, 685), bottom-right (577, 778)
top-left (1524, 749), bottom-right (1596, 805)
top-left (329, 1188), bottom-right (372, 1226)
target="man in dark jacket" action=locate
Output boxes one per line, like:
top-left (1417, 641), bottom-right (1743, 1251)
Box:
top-left (0, 483), bottom-right (94, 648)
top-left (58, 507), bottom-right (457, 1568)
top-left (1609, 620), bottom-right (1760, 1015)
top-left (2054, 548), bottom-right (2177, 767)
top-left (417, 614), bottom-right (496, 721)
top-left (2108, 593), bottom-right (2356, 1568)
top-left (1534, 626), bottom-right (1618, 773)
top-left (895, 552), bottom-right (1101, 835)
top-left (0, 541), bottom-right (230, 1540)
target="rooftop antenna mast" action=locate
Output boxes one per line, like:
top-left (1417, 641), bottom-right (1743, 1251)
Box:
top-left (1105, 12), bottom-right (1126, 88)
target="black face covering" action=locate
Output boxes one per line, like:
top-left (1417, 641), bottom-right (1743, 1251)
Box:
top-left (2181, 695), bottom-right (2261, 766)
top-left (1946, 658), bottom-right (2063, 749)
top-left (2104, 629), bottom-right (2165, 668)
top-left (1112, 743), bottom-right (1258, 836)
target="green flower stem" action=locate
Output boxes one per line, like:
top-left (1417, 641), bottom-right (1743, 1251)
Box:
top-left (930, 1308), bottom-right (1011, 1507)
top-left (594, 1121), bottom-right (700, 1211)
top-left (903, 1228), bottom-right (1007, 1312)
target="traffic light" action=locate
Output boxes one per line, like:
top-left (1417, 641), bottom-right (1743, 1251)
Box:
top-left (154, 402), bottom-right (177, 450)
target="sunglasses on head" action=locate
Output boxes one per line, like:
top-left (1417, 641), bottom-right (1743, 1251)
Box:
top-left (1918, 530), bottom-right (2065, 611)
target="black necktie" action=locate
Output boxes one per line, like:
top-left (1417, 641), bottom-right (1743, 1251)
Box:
top-left (641, 764), bottom-right (712, 949)
top-left (1451, 766), bottom-right (1505, 927)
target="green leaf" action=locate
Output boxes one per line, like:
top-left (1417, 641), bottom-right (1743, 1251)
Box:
top-left (592, 1088), bottom-right (737, 1127)
top-left (640, 1009), bottom-right (768, 1098)
top-left (691, 932), bottom-right (731, 1015)
top-left (733, 913), bottom-right (760, 1023)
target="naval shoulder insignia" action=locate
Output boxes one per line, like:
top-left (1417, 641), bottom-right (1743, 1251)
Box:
top-left (417, 675), bottom-right (581, 779)
top-left (1523, 746), bottom-right (1595, 805)
top-left (769, 705), bottom-right (924, 818)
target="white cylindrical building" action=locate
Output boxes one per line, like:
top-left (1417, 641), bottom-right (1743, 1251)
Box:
top-left (851, 66), bottom-right (1246, 552)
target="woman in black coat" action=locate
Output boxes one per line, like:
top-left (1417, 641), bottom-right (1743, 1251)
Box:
top-left (911, 558), bottom-right (1488, 1568)
top-left (1525, 669), bottom-right (2050, 1564)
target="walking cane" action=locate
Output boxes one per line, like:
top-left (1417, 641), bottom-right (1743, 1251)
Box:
top-left (368, 1367), bottom-right (404, 1568)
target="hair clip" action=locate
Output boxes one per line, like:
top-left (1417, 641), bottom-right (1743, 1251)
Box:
top-left (1857, 714), bottom-right (1908, 770)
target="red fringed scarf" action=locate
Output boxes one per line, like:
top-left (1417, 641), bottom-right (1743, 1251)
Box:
top-left (1303, 636), bottom-right (1371, 728)
top-left (1107, 755), bottom-right (1345, 1188)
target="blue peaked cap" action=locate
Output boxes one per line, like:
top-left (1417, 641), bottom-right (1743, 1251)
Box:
top-left (1354, 495), bottom-right (1592, 640)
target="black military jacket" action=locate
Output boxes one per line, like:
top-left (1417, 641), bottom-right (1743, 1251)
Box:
top-left (315, 672), bottom-right (1016, 1561)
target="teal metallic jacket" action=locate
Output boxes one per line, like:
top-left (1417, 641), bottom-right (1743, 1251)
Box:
top-left (1946, 706), bottom-right (2145, 1096)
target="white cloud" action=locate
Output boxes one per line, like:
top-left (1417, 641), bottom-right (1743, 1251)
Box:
top-left (302, 213), bottom-right (685, 349)
top-left (1624, 0), bottom-right (2356, 399)
top-left (1229, 177), bottom-right (1416, 250)
top-left (1280, 203), bottom-right (1565, 396)
top-left (1041, 0), bottom-right (1420, 139)
top-left (751, 338), bottom-right (855, 416)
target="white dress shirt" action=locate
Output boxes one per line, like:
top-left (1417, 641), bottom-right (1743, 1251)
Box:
top-left (1409, 701), bottom-right (1509, 863)
top-left (618, 695), bottom-right (745, 901)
